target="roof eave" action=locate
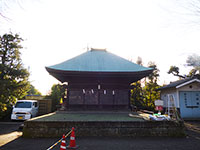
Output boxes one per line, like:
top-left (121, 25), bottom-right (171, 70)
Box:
top-left (45, 67), bottom-right (153, 83)
top-left (176, 78), bottom-right (200, 89)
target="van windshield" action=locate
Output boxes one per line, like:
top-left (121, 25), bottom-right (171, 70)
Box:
top-left (15, 102), bottom-right (32, 108)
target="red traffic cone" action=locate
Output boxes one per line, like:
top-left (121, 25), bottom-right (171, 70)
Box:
top-left (60, 134), bottom-right (67, 150)
top-left (67, 127), bottom-right (79, 149)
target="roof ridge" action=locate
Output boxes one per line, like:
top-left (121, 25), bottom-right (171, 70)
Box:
top-left (90, 48), bottom-right (107, 52)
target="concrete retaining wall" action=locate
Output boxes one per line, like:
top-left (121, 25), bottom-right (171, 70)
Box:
top-left (23, 120), bottom-right (185, 138)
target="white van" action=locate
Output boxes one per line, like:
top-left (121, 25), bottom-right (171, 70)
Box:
top-left (11, 100), bottom-right (39, 120)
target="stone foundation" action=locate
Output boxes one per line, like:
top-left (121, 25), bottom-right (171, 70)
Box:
top-left (23, 120), bottom-right (185, 138)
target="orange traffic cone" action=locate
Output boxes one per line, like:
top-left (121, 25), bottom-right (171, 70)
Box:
top-left (60, 134), bottom-right (67, 150)
top-left (67, 127), bottom-right (79, 149)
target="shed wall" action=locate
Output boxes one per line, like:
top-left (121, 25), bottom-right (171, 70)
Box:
top-left (160, 88), bottom-right (179, 108)
top-left (178, 82), bottom-right (200, 91)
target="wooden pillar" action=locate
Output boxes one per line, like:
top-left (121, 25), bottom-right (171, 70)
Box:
top-left (60, 84), bottom-right (68, 111)
top-left (66, 88), bottom-right (70, 110)
top-left (83, 89), bottom-right (86, 110)
top-left (62, 88), bottom-right (67, 110)
top-left (112, 90), bottom-right (115, 109)
top-left (97, 84), bottom-right (102, 109)
top-left (98, 90), bottom-right (101, 109)
top-left (128, 89), bottom-right (131, 110)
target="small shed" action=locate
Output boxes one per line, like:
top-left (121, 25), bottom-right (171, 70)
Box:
top-left (46, 48), bottom-right (153, 110)
top-left (158, 77), bottom-right (200, 119)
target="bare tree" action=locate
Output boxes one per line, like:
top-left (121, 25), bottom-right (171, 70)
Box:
top-left (186, 54), bottom-right (200, 74)
top-left (177, 0), bottom-right (200, 26)
top-left (0, 0), bottom-right (10, 20)
top-left (0, 0), bottom-right (28, 21)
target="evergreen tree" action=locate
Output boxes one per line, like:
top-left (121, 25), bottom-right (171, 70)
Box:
top-left (130, 81), bottom-right (144, 109)
top-left (27, 85), bottom-right (42, 96)
top-left (130, 57), bottom-right (144, 109)
top-left (143, 62), bottom-right (160, 110)
top-left (49, 84), bottom-right (65, 111)
top-left (131, 60), bottom-right (161, 111)
top-left (0, 33), bottom-right (29, 117)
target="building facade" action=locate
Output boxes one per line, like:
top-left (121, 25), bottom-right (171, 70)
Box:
top-left (46, 48), bottom-right (153, 110)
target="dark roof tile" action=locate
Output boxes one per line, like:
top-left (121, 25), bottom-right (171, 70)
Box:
top-left (157, 77), bottom-right (197, 90)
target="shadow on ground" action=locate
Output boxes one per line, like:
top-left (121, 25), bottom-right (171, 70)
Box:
top-left (1, 135), bottom-right (200, 150)
top-left (0, 122), bottom-right (22, 135)
top-left (1, 121), bottom-right (200, 150)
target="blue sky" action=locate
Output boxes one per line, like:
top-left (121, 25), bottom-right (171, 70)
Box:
top-left (0, 0), bottom-right (200, 94)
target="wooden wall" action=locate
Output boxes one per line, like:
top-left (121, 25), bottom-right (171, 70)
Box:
top-left (25, 96), bottom-right (52, 115)
top-left (67, 89), bottom-right (129, 110)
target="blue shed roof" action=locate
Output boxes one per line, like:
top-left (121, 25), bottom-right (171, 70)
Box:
top-left (47, 49), bottom-right (152, 72)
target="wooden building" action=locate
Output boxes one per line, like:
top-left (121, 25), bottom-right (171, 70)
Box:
top-left (46, 48), bottom-right (153, 110)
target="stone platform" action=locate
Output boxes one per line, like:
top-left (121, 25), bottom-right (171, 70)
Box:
top-left (22, 111), bottom-right (185, 138)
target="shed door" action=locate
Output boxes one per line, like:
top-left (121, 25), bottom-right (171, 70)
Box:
top-left (179, 91), bottom-right (200, 118)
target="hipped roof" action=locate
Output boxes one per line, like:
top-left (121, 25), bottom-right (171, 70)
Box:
top-left (45, 49), bottom-right (153, 83)
top-left (47, 49), bottom-right (152, 72)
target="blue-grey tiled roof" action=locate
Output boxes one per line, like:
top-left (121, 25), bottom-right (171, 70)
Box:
top-left (47, 49), bottom-right (153, 72)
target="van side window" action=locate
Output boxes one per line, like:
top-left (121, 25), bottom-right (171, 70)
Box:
top-left (35, 102), bottom-right (38, 107)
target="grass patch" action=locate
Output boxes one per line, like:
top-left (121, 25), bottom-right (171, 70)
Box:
top-left (32, 112), bottom-right (144, 122)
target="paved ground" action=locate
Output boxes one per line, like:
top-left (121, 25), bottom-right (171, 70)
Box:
top-left (2, 135), bottom-right (200, 150)
top-left (1, 121), bottom-right (200, 150)
top-left (0, 122), bottom-right (23, 147)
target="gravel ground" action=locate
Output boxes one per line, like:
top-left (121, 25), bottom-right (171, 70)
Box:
top-left (1, 121), bottom-right (200, 150)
